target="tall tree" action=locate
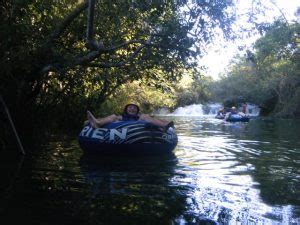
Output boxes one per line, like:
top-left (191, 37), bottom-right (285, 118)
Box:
top-left (1, 0), bottom-right (236, 136)
top-left (211, 20), bottom-right (300, 117)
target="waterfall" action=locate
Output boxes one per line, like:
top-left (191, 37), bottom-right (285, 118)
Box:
top-left (154, 103), bottom-right (260, 117)
top-left (154, 103), bottom-right (222, 117)
top-left (172, 104), bottom-right (205, 116)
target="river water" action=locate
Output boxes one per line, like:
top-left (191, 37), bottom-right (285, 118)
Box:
top-left (1, 117), bottom-right (300, 224)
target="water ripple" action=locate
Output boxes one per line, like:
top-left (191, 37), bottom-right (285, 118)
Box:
top-left (2, 117), bottom-right (299, 225)
top-left (172, 117), bottom-right (300, 224)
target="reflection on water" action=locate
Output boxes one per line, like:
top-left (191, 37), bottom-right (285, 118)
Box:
top-left (175, 117), bottom-right (300, 224)
top-left (0, 118), bottom-right (299, 224)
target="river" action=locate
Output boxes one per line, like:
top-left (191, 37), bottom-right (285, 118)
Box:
top-left (0, 116), bottom-right (299, 224)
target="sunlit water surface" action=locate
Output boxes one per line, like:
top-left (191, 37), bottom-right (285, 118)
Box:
top-left (1, 117), bottom-right (300, 224)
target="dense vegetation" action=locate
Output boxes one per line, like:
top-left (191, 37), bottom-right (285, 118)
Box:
top-left (1, 0), bottom-right (237, 147)
top-left (210, 20), bottom-right (300, 117)
top-left (1, 0), bottom-right (298, 150)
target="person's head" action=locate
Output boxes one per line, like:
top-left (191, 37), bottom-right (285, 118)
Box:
top-left (123, 103), bottom-right (140, 116)
top-left (231, 106), bottom-right (237, 112)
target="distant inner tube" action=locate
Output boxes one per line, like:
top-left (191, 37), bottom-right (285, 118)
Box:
top-left (78, 120), bottom-right (178, 154)
top-left (226, 114), bottom-right (250, 122)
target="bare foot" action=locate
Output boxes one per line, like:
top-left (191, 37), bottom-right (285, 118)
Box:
top-left (87, 110), bottom-right (99, 128)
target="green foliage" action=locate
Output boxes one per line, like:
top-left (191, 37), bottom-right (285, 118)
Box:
top-left (175, 73), bottom-right (213, 107)
top-left (211, 20), bottom-right (300, 117)
top-left (97, 80), bottom-right (177, 116)
top-left (0, 0), bottom-right (236, 142)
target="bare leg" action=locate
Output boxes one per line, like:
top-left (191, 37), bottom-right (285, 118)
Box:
top-left (87, 111), bottom-right (121, 128)
top-left (139, 114), bottom-right (174, 131)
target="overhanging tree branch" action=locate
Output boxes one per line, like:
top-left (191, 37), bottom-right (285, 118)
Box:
top-left (87, 0), bottom-right (95, 42)
top-left (48, 1), bottom-right (88, 43)
top-left (78, 36), bottom-right (153, 67)
top-left (86, 0), bottom-right (99, 50)
top-left (86, 43), bottom-right (147, 68)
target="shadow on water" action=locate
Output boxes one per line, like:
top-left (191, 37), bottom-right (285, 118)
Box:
top-left (0, 142), bottom-right (216, 225)
top-left (78, 153), bottom-right (184, 224)
top-left (1, 117), bottom-right (300, 224)
top-left (78, 153), bottom-right (218, 224)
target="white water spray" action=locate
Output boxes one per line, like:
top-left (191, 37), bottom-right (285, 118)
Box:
top-left (155, 103), bottom-right (260, 117)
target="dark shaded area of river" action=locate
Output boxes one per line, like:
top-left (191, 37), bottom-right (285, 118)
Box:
top-left (0, 117), bottom-right (299, 224)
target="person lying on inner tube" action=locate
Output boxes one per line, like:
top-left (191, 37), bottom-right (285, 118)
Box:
top-left (225, 106), bottom-right (246, 119)
top-left (216, 108), bottom-right (225, 117)
top-left (86, 103), bottom-right (174, 131)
